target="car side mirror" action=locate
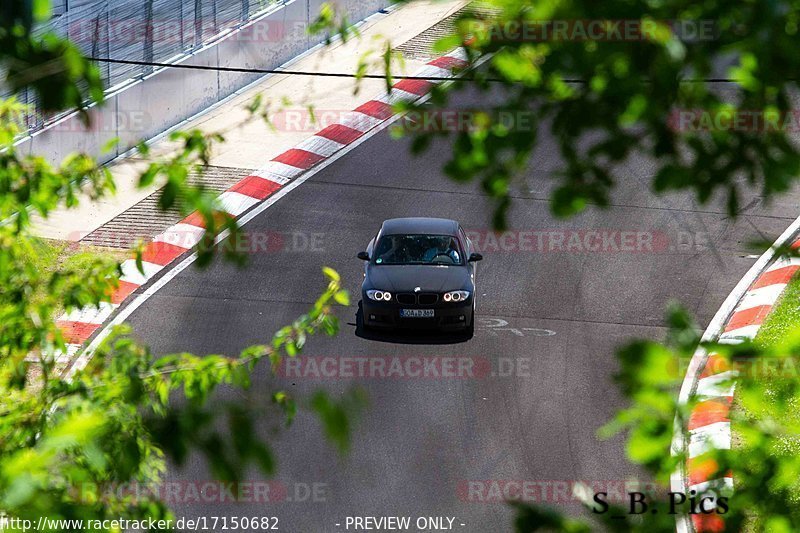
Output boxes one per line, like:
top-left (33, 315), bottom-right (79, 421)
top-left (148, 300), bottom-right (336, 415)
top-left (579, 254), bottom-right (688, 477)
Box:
top-left (357, 251), bottom-right (370, 261)
top-left (468, 253), bottom-right (483, 262)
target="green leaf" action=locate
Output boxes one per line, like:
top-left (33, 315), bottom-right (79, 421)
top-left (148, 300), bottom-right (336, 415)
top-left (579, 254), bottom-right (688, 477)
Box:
top-left (322, 266), bottom-right (340, 283)
top-left (333, 289), bottom-right (350, 306)
top-left (33, 0), bottom-right (52, 21)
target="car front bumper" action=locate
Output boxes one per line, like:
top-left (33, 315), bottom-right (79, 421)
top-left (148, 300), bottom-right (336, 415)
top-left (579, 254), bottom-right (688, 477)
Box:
top-left (362, 296), bottom-right (473, 330)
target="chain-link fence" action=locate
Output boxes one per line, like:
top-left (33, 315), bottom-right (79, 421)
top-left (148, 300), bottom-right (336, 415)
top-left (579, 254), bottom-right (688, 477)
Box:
top-left (7, 0), bottom-right (285, 134)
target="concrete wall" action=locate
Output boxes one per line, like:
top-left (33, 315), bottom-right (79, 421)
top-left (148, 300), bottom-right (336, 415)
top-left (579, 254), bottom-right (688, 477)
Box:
top-left (14, 0), bottom-right (389, 165)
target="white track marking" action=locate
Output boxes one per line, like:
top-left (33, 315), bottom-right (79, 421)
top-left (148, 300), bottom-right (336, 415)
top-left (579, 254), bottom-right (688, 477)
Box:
top-left (694, 372), bottom-right (737, 400)
top-left (413, 65), bottom-right (453, 79)
top-left (295, 136), bottom-right (346, 158)
top-left (377, 87), bottom-right (433, 106)
top-left (687, 477), bottom-right (734, 496)
top-left (216, 191), bottom-right (261, 216)
top-left (338, 111), bottom-right (385, 132)
top-left (734, 283), bottom-right (785, 312)
top-left (58, 302), bottom-right (118, 325)
top-left (119, 259), bottom-right (163, 285)
top-left (766, 255), bottom-right (800, 272)
top-left (153, 223), bottom-right (206, 249)
top-left (254, 161), bottom-right (305, 179)
top-left (56, 344), bottom-right (82, 364)
top-left (718, 324), bottom-right (760, 342)
top-left (688, 422), bottom-right (732, 458)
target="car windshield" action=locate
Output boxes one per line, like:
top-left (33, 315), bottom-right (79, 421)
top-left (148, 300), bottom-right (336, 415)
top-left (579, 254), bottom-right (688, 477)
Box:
top-left (373, 234), bottom-right (463, 265)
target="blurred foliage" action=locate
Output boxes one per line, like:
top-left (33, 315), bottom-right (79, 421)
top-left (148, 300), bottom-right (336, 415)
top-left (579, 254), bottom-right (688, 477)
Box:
top-left (383, 0), bottom-right (800, 229)
top-left (0, 2), bottom-right (361, 528)
top-left (0, 0), bottom-right (102, 115)
top-left (0, 269), bottom-right (357, 523)
top-left (4, 0), bottom-right (800, 530)
top-left (308, 1), bottom-right (360, 46)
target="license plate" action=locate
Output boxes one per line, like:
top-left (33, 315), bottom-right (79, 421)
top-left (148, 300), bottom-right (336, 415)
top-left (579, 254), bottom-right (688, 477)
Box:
top-left (400, 309), bottom-right (434, 318)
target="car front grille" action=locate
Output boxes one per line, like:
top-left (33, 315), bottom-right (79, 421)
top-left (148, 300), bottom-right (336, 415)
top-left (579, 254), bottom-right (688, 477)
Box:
top-left (417, 293), bottom-right (438, 305)
top-left (395, 293), bottom-right (439, 305)
top-left (396, 293), bottom-right (416, 305)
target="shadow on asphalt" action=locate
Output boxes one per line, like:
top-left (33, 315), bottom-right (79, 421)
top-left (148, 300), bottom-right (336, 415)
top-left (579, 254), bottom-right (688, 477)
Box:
top-left (350, 303), bottom-right (473, 345)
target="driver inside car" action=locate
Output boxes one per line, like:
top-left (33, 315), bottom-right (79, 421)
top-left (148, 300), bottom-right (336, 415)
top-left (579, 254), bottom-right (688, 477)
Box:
top-left (422, 237), bottom-right (460, 264)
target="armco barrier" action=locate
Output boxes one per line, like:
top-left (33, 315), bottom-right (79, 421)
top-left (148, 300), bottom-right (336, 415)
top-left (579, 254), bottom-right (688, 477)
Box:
top-left (13, 0), bottom-right (390, 165)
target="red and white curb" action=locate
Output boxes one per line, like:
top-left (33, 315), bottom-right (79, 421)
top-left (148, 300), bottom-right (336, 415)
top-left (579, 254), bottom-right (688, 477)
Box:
top-left (672, 216), bottom-right (800, 533)
top-left (48, 49), bottom-right (470, 370)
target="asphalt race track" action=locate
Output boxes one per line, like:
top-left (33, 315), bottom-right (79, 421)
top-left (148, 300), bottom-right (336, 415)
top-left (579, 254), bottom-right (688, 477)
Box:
top-left (126, 88), bottom-right (800, 532)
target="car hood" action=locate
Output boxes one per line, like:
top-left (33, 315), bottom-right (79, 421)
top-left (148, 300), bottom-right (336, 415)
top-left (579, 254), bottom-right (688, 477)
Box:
top-left (365, 264), bottom-right (472, 292)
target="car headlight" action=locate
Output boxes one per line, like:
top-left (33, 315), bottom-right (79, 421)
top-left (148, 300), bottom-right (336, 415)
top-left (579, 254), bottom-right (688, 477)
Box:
top-left (443, 290), bottom-right (470, 302)
top-left (367, 289), bottom-right (392, 301)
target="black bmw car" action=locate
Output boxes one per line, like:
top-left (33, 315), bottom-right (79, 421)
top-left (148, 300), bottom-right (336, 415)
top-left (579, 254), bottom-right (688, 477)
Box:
top-left (358, 217), bottom-right (482, 335)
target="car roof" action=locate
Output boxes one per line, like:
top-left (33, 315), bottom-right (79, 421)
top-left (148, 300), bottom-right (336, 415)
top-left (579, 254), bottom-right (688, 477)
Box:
top-left (380, 217), bottom-right (459, 236)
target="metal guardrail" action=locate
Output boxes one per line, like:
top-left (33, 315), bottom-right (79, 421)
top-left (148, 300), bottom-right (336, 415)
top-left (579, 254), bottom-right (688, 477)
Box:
top-left (9, 0), bottom-right (389, 166)
top-left (5, 0), bottom-right (287, 134)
